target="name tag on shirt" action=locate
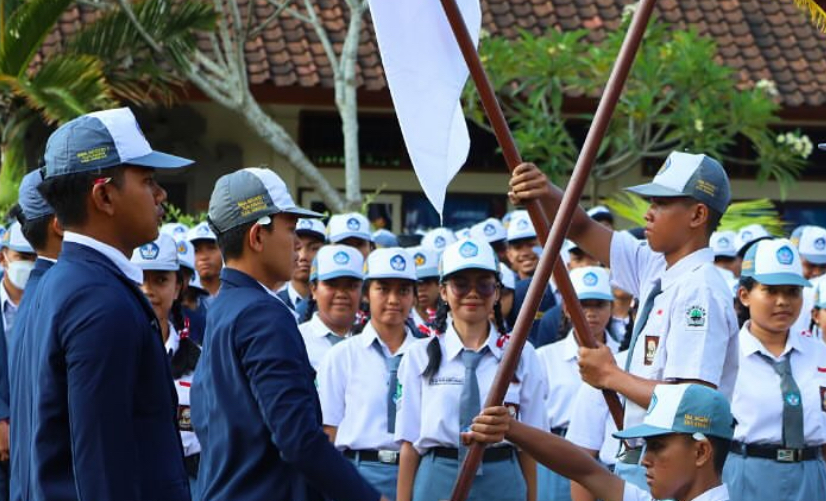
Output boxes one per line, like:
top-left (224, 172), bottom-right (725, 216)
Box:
top-left (178, 405), bottom-right (193, 431)
top-left (644, 336), bottom-right (659, 366)
top-left (820, 386), bottom-right (826, 413)
top-left (429, 376), bottom-right (463, 386)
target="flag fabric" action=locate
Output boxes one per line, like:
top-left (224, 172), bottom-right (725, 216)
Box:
top-left (369, 0), bottom-right (481, 217)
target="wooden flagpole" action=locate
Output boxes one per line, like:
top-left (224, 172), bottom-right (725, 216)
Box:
top-left (437, 0), bottom-right (660, 499)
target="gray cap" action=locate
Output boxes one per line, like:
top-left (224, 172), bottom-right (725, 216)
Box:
top-left (44, 107), bottom-right (192, 178)
top-left (208, 167), bottom-right (322, 234)
top-left (625, 151), bottom-right (731, 215)
top-left (18, 170), bottom-right (54, 221)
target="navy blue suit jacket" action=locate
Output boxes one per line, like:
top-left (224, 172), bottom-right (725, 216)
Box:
top-left (192, 268), bottom-right (380, 501)
top-left (510, 277), bottom-right (556, 345)
top-left (11, 243), bottom-right (189, 501)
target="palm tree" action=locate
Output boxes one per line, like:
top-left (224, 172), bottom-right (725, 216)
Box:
top-left (0, 0), bottom-right (214, 211)
top-left (794, 0), bottom-right (826, 31)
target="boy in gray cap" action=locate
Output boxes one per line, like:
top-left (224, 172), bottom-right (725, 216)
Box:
top-left (510, 152), bottom-right (739, 491)
top-left (191, 167), bottom-right (386, 501)
top-left (11, 107), bottom-right (194, 501)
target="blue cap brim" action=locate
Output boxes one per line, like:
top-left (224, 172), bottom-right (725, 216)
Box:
top-left (577, 292), bottom-right (614, 301)
top-left (613, 423), bottom-right (674, 440)
top-left (366, 273), bottom-right (417, 281)
top-left (128, 150), bottom-right (194, 169)
top-left (625, 183), bottom-right (685, 198)
top-left (751, 272), bottom-right (811, 288)
top-left (330, 232), bottom-right (373, 243)
top-left (441, 263), bottom-right (499, 281)
top-left (136, 263), bottom-right (179, 272)
top-left (416, 267), bottom-right (440, 280)
top-left (314, 270), bottom-right (364, 282)
top-left (7, 244), bottom-right (35, 254)
top-left (800, 253), bottom-right (826, 265)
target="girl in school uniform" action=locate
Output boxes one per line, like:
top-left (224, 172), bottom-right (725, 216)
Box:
top-left (317, 247), bottom-right (420, 500)
top-left (410, 247), bottom-right (440, 334)
top-left (131, 233), bottom-right (202, 498)
top-left (725, 238), bottom-right (826, 501)
top-left (395, 238), bottom-right (546, 501)
top-left (810, 278), bottom-right (826, 341)
top-left (299, 245), bottom-right (365, 371)
top-left (535, 266), bottom-right (620, 501)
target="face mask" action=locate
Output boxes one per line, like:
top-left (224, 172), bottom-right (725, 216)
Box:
top-left (6, 260), bottom-right (35, 290)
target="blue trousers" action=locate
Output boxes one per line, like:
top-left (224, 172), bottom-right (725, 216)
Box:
top-left (724, 452), bottom-right (826, 501)
top-left (412, 451), bottom-right (526, 501)
top-left (537, 464), bottom-right (571, 501)
top-left (348, 457), bottom-right (399, 501)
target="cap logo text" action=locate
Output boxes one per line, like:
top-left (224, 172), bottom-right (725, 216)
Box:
top-left (237, 195), bottom-right (268, 217)
top-left (76, 146), bottom-right (111, 164)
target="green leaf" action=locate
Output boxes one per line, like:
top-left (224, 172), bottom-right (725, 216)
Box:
top-left (0, 0), bottom-right (73, 76)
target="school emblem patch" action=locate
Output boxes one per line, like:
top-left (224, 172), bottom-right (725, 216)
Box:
top-left (139, 243), bottom-right (160, 260)
top-left (414, 252), bottom-right (426, 267)
top-left (583, 272), bottom-right (599, 287)
top-left (298, 219), bottom-right (313, 229)
top-left (394, 381), bottom-right (403, 404)
top-left (177, 242), bottom-right (187, 255)
top-left (776, 246), bottom-right (794, 266)
top-left (786, 392), bottom-right (801, 407)
top-left (177, 405), bottom-right (193, 432)
top-left (390, 254), bottom-right (407, 271)
top-left (347, 217), bottom-right (360, 231)
top-left (815, 238), bottom-right (826, 251)
top-left (333, 251), bottom-right (350, 265)
top-left (718, 237), bottom-right (730, 249)
top-left (197, 224), bottom-right (210, 236)
top-left (484, 223), bottom-right (496, 236)
top-left (459, 241), bottom-right (479, 258)
top-left (434, 236), bottom-right (446, 248)
top-left (644, 335), bottom-right (659, 366)
top-left (517, 219), bottom-right (529, 230)
top-left (686, 305), bottom-right (707, 329)
top-left (820, 387), bottom-right (826, 413)
top-left (741, 230), bottom-right (753, 242)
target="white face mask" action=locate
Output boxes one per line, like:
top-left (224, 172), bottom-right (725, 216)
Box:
top-left (6, 259), bottom-right (35, 290)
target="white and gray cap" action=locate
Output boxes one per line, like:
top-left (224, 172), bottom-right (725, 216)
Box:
top-left (470, 217), bottom-right (507, 243)
top-left (710, 230), bottom-right (737, 258)
top-left (131, 233), bottom-right (180, 271)
top-left (208, 167), bottom-right (322, 234)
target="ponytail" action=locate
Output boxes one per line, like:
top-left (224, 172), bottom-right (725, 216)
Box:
top-left (423, 300), bottom-right (450, 381)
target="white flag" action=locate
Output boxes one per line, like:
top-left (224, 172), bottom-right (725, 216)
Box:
top-left (369, 0), bottom-right (481, 217)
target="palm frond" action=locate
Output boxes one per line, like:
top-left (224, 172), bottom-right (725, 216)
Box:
top-left (0, 140), bottom-right (26, 210)
top-left (603, 192), bottom-right (786, 235)
top-left (794, 0), bottom-right (826, 32)
top-left (0, 0), bottom-right (73, 76)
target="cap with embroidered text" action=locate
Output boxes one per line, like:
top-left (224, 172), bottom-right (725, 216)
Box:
top-left (209, 168), bottom-right (322, 234)
top-left (470, 218), bottom-right (507, 244)
top-left (796, 226), bottom-right (826, 265)
top-left (44, 107), bottom-right (192, 178)
top-left (365, 248), bottom-right (417, 281)
top-left (18, 170), bottom-right (54, 221)
top-left (327, 213), bottom-right (372, 243)
top-left (160, 222), bottom-right (190, 242)
top-left (440, 238), bottom-right (499, 280)
top-left (131, 234), bottom-right (179, 271)
top-left (187, 221), bottom-right (217, 243)
top-left (507, 210), bottom-right (537, 243)
top-left (2, 221), bottom-right (34, 254)
top-left (311, 245), bottom-right (364, 282)
top-left (741, 238), bottom-right (810, 287)
top-left (614, 384), bottom-right (734, 440)
top-left (296, 218), bottom-right (327, 242)
top-left (411, 246), bottom-right (440, 280)
top-left (570, 267), bottom-right (613, 301)
top-left (710, 231), bottom-right (737, 259)
top-left (625, 151), bottom-right (730, 215)
top-left (421, 227), bottom-right (457, 253)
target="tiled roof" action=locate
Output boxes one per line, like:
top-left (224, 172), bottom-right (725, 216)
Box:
top-left (44, 0), bottom-right (826, 107)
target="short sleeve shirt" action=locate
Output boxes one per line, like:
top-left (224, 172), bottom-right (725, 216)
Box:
top-left (609, 231), bottom-right (739, 430)
top-left (623, 483), bottom-right (729, 501)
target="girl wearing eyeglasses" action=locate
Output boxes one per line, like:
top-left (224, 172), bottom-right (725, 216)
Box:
top-left (395, 238), bottom-right (546, 501)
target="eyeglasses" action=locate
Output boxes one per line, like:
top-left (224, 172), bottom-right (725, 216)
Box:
top-left (447, 277), bottom-right (498, 298)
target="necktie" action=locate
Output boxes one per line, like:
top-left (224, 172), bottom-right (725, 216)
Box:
top-left (759, 353), bottom-right (804, 449)
top-left (372, 341), bottom-right (402, 433)
top-left (460, 348), bottom-right (487, 471)
top-left (326, 333), bottom-right (344, 346)
top-left (624, 279), bottom-right (663, 372)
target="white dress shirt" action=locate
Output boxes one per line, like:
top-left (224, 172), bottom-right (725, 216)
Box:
top-left (395, 321), bottom-right (547, 455)
top-left (317, 322), bottom-right (417, 451)
top-left (299, 313), bottom-right (350, 371)
top-left (731, 322), bottom-right (826, 445)
top-left (609, 231), bottom-right (739, 431)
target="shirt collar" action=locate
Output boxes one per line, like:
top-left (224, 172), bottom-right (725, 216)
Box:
top-left (287, 281), bottom-right (304, 306)
top-left (444, 319), bottom-right (503, 361)
top-left (739, 321), bottom-right (802, 359)
top-left (661, 247), bottom-right (714, 290)
top-left (38, 256), bottom-right (57, 264)
top-left (691, 484), bottom-right (729, 501)
top-left (360, 321), bottom-right (417, 355)
top-left (165, 321), bottom-right (180, 356)
top-left (63, 231), bottom-right (143, 284)
top-left (309, 312), bottom-right (349, 338)
top-left (0, 281), bottom-right (17, 312)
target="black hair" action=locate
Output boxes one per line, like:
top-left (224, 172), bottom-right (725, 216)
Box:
top-left (169, 269), bottom-right (201, 380)
top-left (37, 167), bottom-right (125, 228)
top-left (18, 214), bottom-right (54, 252)
top-left (706, 208), bottom-right (723, 236)
top-left (619, 307), bottom-right (636, 351)
top-left (735, 276), bottom-right (757, 327)
top-left (213, 219), bottom-right (268, 261)
top-left (680, 434), bottom-right (731, 475)
top-left (557, 310), bottom-right (573, 341)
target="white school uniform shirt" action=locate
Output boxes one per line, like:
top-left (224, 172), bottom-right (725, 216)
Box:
top-left (623, 483), bottom-right (729, 501)
top-left (165, 323), bottom-right (201, 457)
top-left (566, 351), bottom-right (628, 466)
top-left (395, 321), bottom-right (547, 455)
top-left (790, 273), bottom-right (823, 338)
top-left (536, 331), bottom-right (619, 430)
top-left (609, 231), bottom-right (739, 431)
top-left (317, 322), bottom-right (417, 451)
top-left (299, 313), bottom-right (351, 371)
top-left (731, 322), bottom-right (826, 445)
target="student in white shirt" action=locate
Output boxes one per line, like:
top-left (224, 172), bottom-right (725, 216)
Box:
top-left (299, 245), bottom-right (364, 371)
top-left (811, 279), bottom-right (826, 341)
top-left (277, 218), bottom-right (326, 319)
top-left (724, 239), bottom-right (826, 501)
top-left (467, 384), bottom-right (736, 501)
top-left (318, 247), bottom-right (419, 500)
top-left (536, 267), bottom-right (621, 501)
top-left (328, 213), bottom-right (374, 259)
top-left (395, 238), bottom-right (546, 501)
top-left (131, 233), bottom-right (203, 498)
top-left (410, 247), bottom-right (440, 334)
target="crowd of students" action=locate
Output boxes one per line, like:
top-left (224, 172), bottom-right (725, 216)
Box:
top-left (0, 108), bottom-right (824, 501)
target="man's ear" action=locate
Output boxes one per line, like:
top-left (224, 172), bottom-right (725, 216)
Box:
top-left (689, 203), bottom-right (709, 231)
top-left (90, 183), bottom-right (117, 217)
top-left (51, 216), bottom-right (64, 238)
top-left (247, 224), bottom-right (266, 254)
top-left (694, 438), bottom-right (714, 469)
